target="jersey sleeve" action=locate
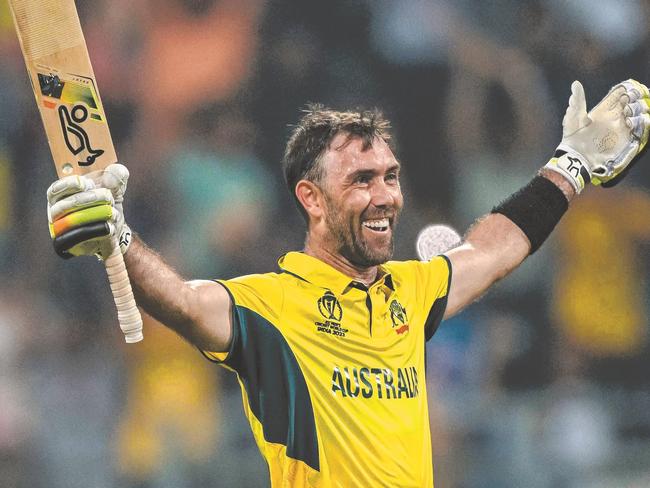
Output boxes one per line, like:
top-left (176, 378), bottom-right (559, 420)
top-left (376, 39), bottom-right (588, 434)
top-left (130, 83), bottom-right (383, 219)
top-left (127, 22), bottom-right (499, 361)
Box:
top-left (201, 273), bottom-right (284, 368)
top-left (419, 255), bottom-right (452, 340)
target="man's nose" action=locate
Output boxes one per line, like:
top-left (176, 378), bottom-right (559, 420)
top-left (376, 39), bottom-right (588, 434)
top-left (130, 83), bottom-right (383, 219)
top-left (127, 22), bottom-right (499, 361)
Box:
top-left (370, 180), bottom-right (396, 207)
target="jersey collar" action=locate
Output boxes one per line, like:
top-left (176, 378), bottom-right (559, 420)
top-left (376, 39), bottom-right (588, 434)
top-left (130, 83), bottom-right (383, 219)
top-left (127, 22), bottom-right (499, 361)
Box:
top-left (278, 251), bottom-right (394, 295)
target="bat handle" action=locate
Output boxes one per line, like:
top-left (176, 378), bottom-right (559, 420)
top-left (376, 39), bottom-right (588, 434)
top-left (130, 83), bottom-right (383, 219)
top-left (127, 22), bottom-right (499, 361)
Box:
top-left (104, 238), bottom-right (143, 343)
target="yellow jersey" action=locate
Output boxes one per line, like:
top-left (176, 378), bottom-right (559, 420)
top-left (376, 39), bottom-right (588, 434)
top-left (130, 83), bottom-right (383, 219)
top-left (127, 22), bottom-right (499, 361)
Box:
top-left (203, 251), bottom-right (451, 487)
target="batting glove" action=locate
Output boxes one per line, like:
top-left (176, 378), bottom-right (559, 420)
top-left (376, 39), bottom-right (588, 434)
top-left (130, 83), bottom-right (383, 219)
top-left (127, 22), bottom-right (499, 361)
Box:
top-left (46, 163), bottom-right (132, 259)
top-left (545, 79), bottom-right (650, 193)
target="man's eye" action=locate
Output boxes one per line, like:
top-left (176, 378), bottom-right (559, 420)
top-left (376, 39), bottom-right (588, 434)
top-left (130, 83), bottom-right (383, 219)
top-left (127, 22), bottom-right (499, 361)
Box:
top-left (355, 175), bottom-right (372, 184)
top-left (386, 173), bottom-right (399, 182)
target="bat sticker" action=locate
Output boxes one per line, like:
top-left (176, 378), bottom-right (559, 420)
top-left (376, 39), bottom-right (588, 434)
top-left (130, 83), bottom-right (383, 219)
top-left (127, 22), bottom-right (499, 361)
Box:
top-left (38, 72), bottom-right (104, 121)
top-left (58, 104), bottom-right (104, 166)
top-left (39, 73), bottom-right (65, 98)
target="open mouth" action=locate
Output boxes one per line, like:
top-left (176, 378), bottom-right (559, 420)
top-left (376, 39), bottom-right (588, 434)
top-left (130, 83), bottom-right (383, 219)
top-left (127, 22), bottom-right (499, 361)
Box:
top-left (362, 218), bottom-right (390, 233)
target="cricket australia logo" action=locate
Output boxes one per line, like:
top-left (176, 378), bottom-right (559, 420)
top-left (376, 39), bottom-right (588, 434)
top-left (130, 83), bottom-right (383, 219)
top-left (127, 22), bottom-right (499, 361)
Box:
top-left (315, 291), bottom-right (348, 338)
top-left (389, 299), bottom-right (409, 335)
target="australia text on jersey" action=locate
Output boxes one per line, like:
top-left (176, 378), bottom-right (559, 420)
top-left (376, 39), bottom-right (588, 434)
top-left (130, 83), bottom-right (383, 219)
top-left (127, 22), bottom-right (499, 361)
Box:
top-left (331, 366), bottom-right (419, 399)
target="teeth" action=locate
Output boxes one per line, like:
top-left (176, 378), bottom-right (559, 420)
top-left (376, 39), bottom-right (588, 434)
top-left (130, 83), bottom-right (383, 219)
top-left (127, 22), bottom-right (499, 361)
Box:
top-left (363, 218), bottom-right (389, 229)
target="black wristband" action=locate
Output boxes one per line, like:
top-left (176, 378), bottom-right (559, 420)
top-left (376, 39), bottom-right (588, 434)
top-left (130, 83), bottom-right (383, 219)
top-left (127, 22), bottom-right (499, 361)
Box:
top-left (491, 175), bottom-right (568, 254)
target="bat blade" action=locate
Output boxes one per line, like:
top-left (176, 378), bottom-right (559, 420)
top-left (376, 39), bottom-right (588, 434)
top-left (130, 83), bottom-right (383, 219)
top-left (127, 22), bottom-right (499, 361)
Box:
top-left (9, 0), bottom-right (116, 177)
top-left (9, 0), bottom-right (143, 343)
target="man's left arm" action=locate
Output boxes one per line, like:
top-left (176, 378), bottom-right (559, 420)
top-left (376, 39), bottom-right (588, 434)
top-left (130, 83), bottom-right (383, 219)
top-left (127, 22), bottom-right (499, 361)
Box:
top-left (444, 170), bottom-right (572, 318)
top-left (443, 79), bottom-right (650, 319)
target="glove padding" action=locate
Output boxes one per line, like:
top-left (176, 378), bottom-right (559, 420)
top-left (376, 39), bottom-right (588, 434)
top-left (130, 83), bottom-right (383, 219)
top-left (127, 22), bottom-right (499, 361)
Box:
top-left (46, 163), bottom-right (132, 259)
top-left (545, 79), bottom-right (650, 193)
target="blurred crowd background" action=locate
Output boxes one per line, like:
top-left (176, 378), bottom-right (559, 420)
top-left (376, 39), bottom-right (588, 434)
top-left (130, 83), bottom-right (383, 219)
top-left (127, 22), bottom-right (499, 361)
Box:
top-left (2, 0), bottom-right (650, 487)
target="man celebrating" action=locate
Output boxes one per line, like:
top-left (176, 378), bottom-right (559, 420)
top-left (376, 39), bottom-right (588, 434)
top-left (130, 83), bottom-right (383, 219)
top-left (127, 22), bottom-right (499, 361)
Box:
top-left (46, 80), bottom-right (649, 486)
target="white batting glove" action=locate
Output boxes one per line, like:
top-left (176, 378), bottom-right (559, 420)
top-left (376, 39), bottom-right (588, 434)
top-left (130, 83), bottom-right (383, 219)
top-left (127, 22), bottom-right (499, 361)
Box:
top-left (545, 79), bottom-right (650, 193)
top-left (46, 163), bottom-right (132, 259)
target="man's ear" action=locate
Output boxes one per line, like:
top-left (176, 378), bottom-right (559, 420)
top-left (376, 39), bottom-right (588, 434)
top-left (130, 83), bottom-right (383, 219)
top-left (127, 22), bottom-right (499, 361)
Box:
top-left (295, 179), bottom-right (324, 220)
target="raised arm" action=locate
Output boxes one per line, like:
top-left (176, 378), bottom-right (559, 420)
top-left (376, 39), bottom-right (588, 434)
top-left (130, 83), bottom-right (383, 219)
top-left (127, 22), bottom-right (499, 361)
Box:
top-left (46, 164), bottom-right (232, 351)
top-left (445, 170), bottom-right (573, 318)
top-left (123, 237), bottom-right (232, 351)
top-left (443, 79), bottom-right (650, 318)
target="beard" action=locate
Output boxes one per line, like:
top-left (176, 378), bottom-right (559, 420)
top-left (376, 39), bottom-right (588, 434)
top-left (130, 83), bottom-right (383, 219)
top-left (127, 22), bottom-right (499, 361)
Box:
top-left (323, 193), bottom-right (398, 267)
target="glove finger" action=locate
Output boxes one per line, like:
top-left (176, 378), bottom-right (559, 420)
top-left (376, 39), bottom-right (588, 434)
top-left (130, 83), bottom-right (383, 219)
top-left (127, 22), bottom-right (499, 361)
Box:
top-left (50, 204), bottom-right (113, 238)
top-left (46, 175), bottom-right (95, 205)
top-left (563, 81), bottom-right (589, 136)
top-left (52, 222), bottom-right (110, 259)
top-left (100, 164), bottom-right (129, 202)
top-left (625, 113), bottom-right (650, 141)
top-left (624, 99), bottom-right (650, 117)
top-left (600, 142), bottom-right (647, 188)
top-left (630, 80), bottom-right (650, 98)
top-left (48, 188), bottom-right (114, 222)
top-left (110, 206), bottom-right (125, 229)
top-left (619, 79), bottom-right (650, 104)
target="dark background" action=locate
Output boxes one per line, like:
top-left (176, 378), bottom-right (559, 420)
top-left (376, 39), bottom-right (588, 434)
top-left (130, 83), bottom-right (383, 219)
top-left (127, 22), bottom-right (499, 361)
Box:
top-left (2, 1), bottom-right (650, 487)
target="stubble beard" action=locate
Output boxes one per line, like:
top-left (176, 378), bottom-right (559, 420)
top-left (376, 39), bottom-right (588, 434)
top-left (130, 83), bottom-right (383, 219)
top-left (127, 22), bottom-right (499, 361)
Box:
top-left (324, 195), bottom-right (397, 268)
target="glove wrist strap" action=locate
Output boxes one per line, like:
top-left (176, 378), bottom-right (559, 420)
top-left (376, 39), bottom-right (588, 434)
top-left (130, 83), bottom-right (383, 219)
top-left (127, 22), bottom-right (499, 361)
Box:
top-left (544, 149), bottom-right (592, 194)
top-left (118, 224), bottom-right (133, 255)
top-left (96, 224), bottom-right (132, 261)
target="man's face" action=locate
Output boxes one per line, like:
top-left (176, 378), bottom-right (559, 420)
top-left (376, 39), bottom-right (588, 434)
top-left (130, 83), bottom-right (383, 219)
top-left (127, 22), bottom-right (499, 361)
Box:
top-left (317, 134), bottom-right (404, 267)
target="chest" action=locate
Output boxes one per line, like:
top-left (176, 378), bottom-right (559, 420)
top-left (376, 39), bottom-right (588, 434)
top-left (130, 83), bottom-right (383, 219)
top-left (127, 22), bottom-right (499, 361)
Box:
top-left (280, 284), bottom-right (425, 368)
top-left (276, 283), bottom-right (428, 418)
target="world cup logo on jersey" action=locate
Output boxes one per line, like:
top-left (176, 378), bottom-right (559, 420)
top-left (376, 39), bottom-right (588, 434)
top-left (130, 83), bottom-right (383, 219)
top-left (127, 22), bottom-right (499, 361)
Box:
top-left (318, 291), bottom-right (343, 321)
top-left (389, 299), bottom-right (409, 335)
top-left (315, 291), bottom-right (347, 337)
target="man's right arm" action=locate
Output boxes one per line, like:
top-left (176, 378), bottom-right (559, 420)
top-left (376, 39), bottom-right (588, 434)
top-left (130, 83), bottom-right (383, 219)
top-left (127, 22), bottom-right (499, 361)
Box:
top-left (46, 165), bottom-right (233, 351)
top-left (123, 236), bottom-right (233, 352)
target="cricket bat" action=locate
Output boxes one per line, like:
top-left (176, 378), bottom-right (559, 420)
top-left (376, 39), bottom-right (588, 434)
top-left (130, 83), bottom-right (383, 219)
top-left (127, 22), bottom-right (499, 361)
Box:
top-left (9, 0), bottom-right (143, 343)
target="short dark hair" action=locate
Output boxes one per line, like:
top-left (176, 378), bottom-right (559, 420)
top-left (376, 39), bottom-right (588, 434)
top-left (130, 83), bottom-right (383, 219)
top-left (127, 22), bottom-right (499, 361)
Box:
top-left (283, 104), bottom-right (393, 220)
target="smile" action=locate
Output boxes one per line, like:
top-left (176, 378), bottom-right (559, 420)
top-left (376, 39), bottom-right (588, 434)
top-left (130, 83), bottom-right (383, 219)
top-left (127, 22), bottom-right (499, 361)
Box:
top-left (362, 218), bottom-right (389, 232)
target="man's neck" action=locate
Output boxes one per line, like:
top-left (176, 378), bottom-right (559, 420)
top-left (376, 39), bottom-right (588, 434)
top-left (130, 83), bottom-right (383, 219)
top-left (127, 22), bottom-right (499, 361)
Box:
top-left (303, 243), bottom-right (380, 287)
